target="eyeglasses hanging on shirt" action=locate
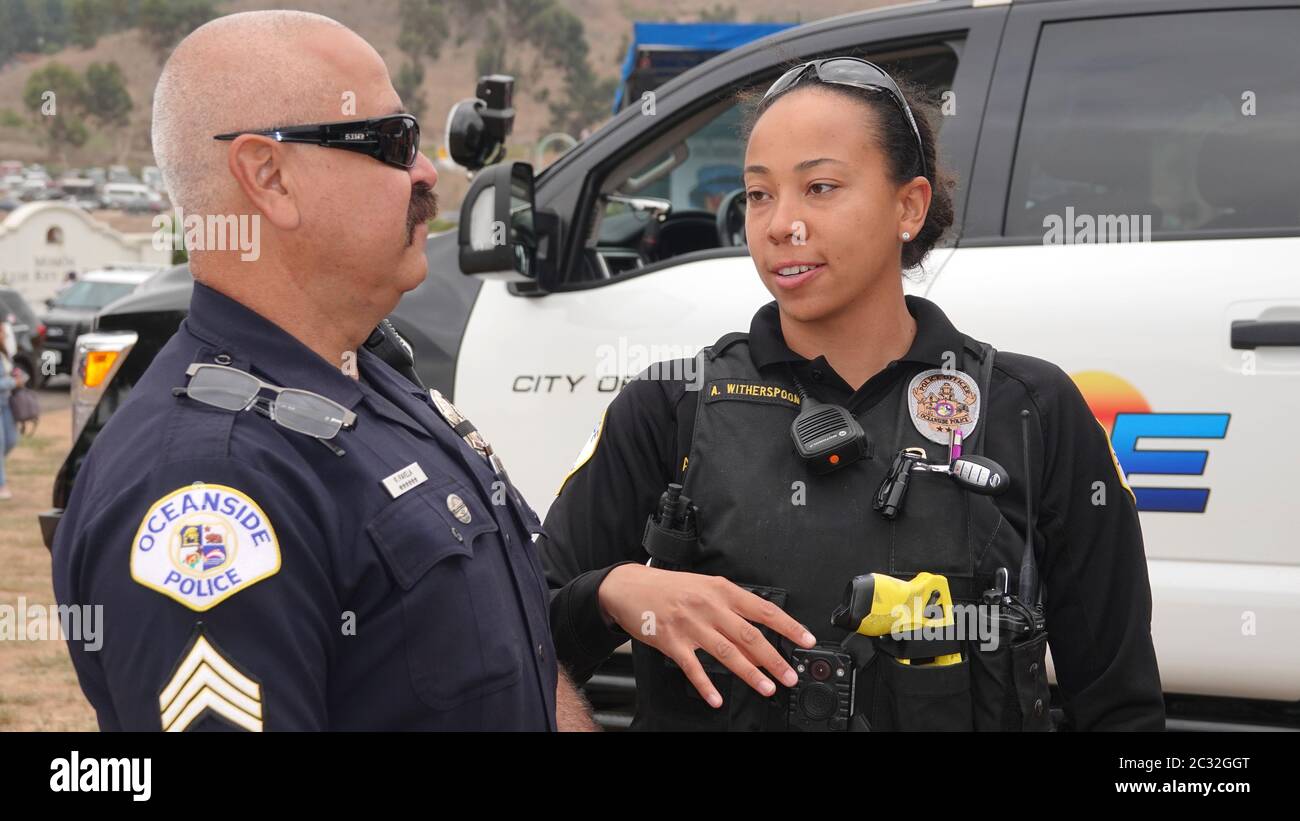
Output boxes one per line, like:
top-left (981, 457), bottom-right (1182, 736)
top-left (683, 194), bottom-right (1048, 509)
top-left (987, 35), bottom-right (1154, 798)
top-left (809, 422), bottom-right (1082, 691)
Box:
top-left (173, 362), bottom-right (355, 456)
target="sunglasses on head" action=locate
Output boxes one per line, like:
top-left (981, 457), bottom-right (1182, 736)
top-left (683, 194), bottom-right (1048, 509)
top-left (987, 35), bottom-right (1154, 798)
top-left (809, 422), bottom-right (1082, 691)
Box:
top-left (213, 113), bottom-right (421, 169)
top-left (763, 58), bottom-right (928, 180)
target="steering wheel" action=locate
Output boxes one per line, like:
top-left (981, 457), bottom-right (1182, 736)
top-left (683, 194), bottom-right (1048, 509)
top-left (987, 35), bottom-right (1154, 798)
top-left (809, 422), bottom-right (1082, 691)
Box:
top-left (715, 188), bottom-right (747, 247)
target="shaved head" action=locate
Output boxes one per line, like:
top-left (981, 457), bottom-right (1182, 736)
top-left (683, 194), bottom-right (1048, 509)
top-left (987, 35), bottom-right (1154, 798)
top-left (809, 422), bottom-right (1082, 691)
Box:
top-left (151, 10), bottom-right (379, 215)
top-left (147, 10), bottom-right (439, 369)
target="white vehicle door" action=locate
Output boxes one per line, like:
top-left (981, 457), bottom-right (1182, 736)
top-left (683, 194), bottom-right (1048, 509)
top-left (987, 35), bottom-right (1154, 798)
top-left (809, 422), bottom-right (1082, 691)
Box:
top-left (926, 2), bottom-right (1300, 700)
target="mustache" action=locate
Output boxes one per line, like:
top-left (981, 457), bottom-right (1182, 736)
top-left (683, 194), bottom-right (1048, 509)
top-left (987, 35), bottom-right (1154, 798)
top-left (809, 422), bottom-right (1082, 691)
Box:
top-left (405, 183), bottom-right (438, 245)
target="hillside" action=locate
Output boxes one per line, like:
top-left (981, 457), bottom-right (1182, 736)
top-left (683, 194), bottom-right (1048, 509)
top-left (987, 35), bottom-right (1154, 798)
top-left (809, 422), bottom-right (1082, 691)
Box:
top-left (0, 0), bottom-right (891, 175)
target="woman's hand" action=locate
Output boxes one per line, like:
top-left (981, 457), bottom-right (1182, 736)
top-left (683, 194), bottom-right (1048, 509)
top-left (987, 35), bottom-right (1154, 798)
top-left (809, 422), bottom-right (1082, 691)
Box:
top-left (597, 563), bottom-right (817, 708)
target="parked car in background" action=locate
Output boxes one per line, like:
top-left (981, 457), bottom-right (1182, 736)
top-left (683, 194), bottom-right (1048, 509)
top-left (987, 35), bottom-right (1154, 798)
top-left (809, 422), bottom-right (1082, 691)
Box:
top-left (141, 166), bottom-right (164, 193)
top-left (40, 266), bottom-right (160, 376)
top-left (107, 165), bottom-right (137, 185)
top-left (58, 177), bottom-right (98, 203)
top-left (18, 179), bottom-right (54, 201)
top-left (0, 286), bottom-right (46, 388)
top-left (100, 183), bottom-right (159, 210)
top-left (121, 193), bottom-right (167, 214)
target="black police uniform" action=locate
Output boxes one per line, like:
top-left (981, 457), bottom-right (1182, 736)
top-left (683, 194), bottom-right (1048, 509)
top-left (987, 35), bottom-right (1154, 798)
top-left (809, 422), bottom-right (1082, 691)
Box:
top-left (540, 295), bottom-right (1165, 731)
top-left (52, 282), bottom-right (557, 731)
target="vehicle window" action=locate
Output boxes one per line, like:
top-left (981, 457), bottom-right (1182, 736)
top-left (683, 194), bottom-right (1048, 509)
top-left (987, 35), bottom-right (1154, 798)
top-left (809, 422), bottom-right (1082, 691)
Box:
top-left (580, 38), bottom-right (963, 282)
top-left (0, 291), bottom-right (37, 327)
top-left (53, 281), bottom-right (136, 310)
top-left (608, 105), bottom-right (746, 219)
top-left (1005, 10), bottom-right (1300, 239)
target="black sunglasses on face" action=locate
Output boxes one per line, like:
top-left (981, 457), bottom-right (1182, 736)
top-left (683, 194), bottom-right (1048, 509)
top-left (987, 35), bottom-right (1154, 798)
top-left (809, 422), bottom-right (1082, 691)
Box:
top-left (764, 58), bottom-right (928, 180)
top-left (212, 114), bottom-right (421, 169)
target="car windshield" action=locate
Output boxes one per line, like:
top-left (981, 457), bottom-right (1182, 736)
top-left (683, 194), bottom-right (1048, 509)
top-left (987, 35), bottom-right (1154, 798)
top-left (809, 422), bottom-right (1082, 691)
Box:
top-left (53, 281), bottom-right (137, 310)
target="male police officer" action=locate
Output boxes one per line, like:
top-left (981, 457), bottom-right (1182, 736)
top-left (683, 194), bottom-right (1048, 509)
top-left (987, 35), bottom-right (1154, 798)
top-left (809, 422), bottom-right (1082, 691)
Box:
top-left (52, 10), bottom-right (595, 731)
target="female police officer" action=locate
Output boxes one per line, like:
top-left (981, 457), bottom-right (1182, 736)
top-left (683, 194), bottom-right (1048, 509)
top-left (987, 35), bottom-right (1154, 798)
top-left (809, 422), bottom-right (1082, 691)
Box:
top-left (539, 58), bottom-right (1165, 731)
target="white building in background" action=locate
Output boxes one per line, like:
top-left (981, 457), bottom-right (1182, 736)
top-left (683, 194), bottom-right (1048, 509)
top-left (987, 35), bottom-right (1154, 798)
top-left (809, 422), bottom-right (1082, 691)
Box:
top-left (0, 202), bottom-right (170, 306)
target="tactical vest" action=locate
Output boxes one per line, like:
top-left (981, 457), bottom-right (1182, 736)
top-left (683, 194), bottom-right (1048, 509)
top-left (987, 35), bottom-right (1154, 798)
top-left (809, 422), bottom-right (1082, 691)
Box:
top-left (630, 332), bottom-right (1054, 732)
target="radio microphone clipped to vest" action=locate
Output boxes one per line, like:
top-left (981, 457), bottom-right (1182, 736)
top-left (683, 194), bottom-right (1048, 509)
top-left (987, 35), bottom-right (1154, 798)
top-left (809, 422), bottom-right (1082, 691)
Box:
top-left (787, 370), bottom-right (870, 474)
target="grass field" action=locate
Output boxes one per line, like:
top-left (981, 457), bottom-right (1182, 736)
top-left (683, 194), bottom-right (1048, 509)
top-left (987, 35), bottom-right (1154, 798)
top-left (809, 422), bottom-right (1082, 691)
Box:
top-left (0, 401), bottom-right (97, 731)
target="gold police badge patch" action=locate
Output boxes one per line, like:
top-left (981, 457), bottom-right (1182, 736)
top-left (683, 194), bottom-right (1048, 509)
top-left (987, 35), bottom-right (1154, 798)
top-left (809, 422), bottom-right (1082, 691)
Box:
top-left (907, 369), bottom-right (981, 445)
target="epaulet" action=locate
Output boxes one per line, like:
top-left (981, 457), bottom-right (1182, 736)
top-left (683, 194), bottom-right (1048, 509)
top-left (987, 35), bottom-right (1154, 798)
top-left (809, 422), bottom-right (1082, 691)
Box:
top-left (960, 332), bottom-right (991, 362)
top-left (707, 331), bottom-right (750, 360)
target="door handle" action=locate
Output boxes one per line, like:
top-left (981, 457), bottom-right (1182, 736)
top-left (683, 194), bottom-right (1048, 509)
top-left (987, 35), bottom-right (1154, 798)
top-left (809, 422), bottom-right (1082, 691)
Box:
top-left (1230, 320), bottom-right (1300, 349)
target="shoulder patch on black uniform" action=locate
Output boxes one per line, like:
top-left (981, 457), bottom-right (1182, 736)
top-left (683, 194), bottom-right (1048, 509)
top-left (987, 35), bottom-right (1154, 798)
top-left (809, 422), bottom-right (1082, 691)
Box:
top-left (703, 379), bottom-right (802, 409)
top-left (556, 409), bottom-right (606, 496)
top-left (1096, 418), bottom-right (1137, 505)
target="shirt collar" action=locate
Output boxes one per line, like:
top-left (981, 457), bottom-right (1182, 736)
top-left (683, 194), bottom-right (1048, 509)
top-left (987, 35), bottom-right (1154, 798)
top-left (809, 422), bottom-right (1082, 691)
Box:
top-left (747, 295), bottom-right (974, 371)
top-left (183, 280), bottom-right (365, 410)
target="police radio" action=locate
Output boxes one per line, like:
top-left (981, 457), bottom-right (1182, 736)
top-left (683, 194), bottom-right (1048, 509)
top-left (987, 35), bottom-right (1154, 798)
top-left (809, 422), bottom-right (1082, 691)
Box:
top-left (788, 371), bottom-right (870, 474)
top-left (643, 483), bottom-right (700, 571)
top-left (364, 318), bottom-right (424, 390)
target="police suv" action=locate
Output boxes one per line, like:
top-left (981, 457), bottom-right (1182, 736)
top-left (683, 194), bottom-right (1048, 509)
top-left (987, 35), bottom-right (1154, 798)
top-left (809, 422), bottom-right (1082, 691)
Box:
top-left (46, 0), bottom-right (1300, 729)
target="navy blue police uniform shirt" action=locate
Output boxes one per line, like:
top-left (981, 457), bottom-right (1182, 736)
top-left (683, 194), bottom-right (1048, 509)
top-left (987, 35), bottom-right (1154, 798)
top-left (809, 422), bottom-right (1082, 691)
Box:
top-left (52, 282), bottom-right (558, 731)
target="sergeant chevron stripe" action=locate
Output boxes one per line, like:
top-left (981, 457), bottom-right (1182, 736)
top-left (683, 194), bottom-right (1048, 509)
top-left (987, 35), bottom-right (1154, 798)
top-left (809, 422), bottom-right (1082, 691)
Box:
top-left (159, 628), bottom-right (264, 732)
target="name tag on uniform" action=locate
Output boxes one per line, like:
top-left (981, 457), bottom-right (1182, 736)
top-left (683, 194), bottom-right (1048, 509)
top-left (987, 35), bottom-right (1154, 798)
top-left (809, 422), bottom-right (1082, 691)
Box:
top-left (381, 462), bottom-right (428, 499)
top-left (704, 379), bottom-right (802, 409)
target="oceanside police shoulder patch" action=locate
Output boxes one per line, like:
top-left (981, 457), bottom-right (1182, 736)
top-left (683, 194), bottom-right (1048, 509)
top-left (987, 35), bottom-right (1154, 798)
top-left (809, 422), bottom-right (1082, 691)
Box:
top-left (130, 483), bottom-right (281, 612)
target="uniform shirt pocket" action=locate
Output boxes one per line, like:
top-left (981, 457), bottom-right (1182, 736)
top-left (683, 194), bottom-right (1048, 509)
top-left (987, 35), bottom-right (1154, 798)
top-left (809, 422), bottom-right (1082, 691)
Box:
top-left (367, 481), bottom-right (523, 711)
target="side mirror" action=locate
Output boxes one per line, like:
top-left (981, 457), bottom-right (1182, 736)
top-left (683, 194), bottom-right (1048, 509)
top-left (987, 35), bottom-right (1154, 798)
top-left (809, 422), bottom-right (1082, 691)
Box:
top-left (444, 75), bottom-right (515, 172)
top-left (458, 161), bottom-right (537, 282)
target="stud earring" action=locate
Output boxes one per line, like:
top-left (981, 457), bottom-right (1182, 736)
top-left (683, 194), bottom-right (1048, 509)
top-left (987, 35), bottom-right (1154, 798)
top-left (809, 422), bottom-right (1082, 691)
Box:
top-left (901, 231), bottom-right (911, 241)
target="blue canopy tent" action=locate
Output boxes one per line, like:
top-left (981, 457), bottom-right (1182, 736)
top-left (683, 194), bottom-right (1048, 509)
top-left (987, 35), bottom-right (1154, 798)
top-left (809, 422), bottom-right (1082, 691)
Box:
top-left (613, 21), bottom-right (797, 113)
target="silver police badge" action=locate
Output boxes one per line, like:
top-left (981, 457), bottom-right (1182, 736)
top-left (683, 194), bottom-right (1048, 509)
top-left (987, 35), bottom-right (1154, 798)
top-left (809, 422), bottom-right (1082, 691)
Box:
top-left (446, 493), bottom-right (472, 524)
top-left (907, 368), bottom-right (981, 445)
top-left (430, 389), bottom-right (514, 482)
top-left (430, 389), bottom-right (490, 456)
